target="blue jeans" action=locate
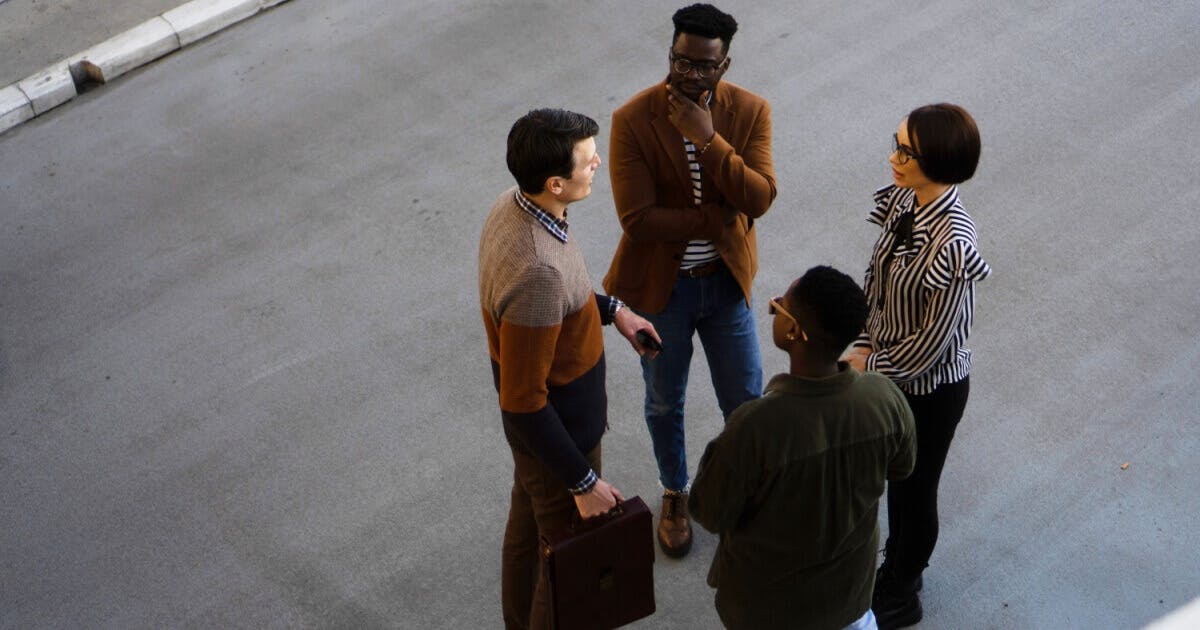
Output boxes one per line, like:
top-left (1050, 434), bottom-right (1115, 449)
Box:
top-left (638, 266), bottom-right (762, 491)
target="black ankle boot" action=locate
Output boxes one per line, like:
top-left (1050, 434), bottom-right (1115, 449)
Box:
top-left (873, 565), bottom-right (923, 629)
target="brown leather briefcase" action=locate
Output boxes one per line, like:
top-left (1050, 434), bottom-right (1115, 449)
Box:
top-left (539, 496), bottom-right (656, 629)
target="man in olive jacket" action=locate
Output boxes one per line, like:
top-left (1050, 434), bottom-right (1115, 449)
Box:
top-left (690, 266), bottom-right (916, 630)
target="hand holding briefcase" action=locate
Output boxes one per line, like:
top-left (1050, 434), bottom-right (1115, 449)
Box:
top-left (539, 496), bottom-right (656, 629)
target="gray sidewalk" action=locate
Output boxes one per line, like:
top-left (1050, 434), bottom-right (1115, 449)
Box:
top-left (2, 1), bottom-right (1199, 628)
top-left (1, 0), bottom-right (291, 133)
top-left (0, 0), bottom-right (182, 86)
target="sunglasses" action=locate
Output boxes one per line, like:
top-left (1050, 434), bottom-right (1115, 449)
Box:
top-left (768, 296), bottom-right (808, 342)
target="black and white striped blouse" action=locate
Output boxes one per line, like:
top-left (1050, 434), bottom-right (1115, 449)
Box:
top-left (853, 184), bottom-right (991, 395)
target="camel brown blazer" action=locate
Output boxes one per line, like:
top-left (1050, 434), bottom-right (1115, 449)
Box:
top-left (602, 79), bottom-right (776, 314)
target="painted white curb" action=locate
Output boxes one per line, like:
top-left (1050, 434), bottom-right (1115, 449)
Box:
top-left (0, 0), bottom-right (291, 135)
top-left (1, 85), bottom-right (35, 133)
top-left (18, 62), bottom-right (77, 115)
top-left (164, 0), bottom-right (261, 47)
top-left (74, 17), bottom-right (181, 85)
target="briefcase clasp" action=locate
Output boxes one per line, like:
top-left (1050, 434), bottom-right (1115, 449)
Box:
top-left (598, 567), bottom-right (615, 591)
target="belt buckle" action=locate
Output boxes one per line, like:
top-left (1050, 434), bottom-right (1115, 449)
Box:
top-left (687, 261), bottom-right (712, 278)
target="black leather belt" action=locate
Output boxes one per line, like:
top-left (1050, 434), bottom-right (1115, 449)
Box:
top-left (678, 259), bottom-right (723, 278)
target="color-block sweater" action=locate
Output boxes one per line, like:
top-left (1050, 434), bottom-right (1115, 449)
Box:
top-left (479, 188), bottom-right (617, 490)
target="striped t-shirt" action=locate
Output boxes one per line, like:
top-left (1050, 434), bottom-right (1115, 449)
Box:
top-left (680, 137), bottom-right (720, 269)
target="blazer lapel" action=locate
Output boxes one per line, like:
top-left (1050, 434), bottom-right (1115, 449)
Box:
top-left (650, 88), bottom-right (695, 194)
top-left (711, 81), bottom-right (736, 141)
top-left (698, 83), bottom-right (736, 199)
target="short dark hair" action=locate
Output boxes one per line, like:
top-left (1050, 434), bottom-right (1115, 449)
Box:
top-left (506, 109), bottom-right (599, 194)
top-left (907, 103), bottom-right (980, 185)
top-left (672, 4), bottom-right (738, 53)
top-left (788, 266), bottom-right (868, 362)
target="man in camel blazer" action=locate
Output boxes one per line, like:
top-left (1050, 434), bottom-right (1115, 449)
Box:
top-left (602, 3), bottom-right (776, 559)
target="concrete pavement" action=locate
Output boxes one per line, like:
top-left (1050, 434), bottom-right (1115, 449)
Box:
top-left (1, 0), bottom-right (290, 132)
top-left (2, 1), bottom-right (1199, 628)
top-left (1, 0), bottom-right (183, 87)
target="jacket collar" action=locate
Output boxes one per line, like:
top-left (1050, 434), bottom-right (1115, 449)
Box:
top-left (764, 363), bottom-right (858, 398)
top-left (898, 184), bottom-right (960, 227)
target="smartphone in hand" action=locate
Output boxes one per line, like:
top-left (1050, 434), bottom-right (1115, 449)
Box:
top-left (635, 329), bottom-right (663, 352)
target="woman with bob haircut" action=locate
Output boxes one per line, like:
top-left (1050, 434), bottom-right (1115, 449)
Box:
top-left (842, 103), bottom-right (991, 630)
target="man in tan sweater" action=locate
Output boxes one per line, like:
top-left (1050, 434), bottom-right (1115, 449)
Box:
top-left (479, 108), bottom-right (659, 630)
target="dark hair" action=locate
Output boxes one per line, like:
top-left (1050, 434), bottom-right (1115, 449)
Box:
top-left (506, 109), bottom-right (599, 194)
top-left (788, 266), bottom-right (868, 362)
top-left (672, 4), bottom-right (738, 53)
top-left (907, 103), bottom-right (980, 185)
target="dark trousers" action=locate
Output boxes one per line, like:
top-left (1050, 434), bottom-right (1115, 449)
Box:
top-left (885, 377), bottom-right (970, 580)
top-left (502, 443), bottom-right (602, 630)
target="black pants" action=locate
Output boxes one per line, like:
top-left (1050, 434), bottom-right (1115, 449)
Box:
top-left (885, 376), bottom-right (970, 580)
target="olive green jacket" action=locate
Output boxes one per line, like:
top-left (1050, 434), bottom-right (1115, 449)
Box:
top-left (690, 366), bottom-right (916, 630)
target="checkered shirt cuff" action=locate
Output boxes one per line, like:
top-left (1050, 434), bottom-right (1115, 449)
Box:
top-left (568, 469), bottom-right (598, 495)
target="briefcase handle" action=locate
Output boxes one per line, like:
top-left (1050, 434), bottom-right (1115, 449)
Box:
top-left (567, 498), bottom-right (627, 534)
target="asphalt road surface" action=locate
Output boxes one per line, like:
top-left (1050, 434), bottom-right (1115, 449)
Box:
top-left (2, 1), bottom-right (1198, 627)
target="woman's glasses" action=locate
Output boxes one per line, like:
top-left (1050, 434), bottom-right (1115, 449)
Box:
top-left (892, 133), bottom-right (922, 165)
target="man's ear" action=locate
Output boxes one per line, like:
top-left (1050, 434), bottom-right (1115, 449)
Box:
top-left (545, 176), bottom-right (564, 196)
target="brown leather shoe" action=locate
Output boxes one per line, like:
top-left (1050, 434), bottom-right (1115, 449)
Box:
top-left (657, 491), bottom-right (693, 558)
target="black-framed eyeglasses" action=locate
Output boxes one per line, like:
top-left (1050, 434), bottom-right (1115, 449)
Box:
top-left (768, 296), bottom-right (809, 342)
top-left (669, 52), bottom-right (725, 78)
top-left (892, 133), bottom-right (922, 165)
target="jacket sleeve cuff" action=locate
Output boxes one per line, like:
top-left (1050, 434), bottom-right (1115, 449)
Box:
top-left (866, 350), bottom-right (885, 373)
